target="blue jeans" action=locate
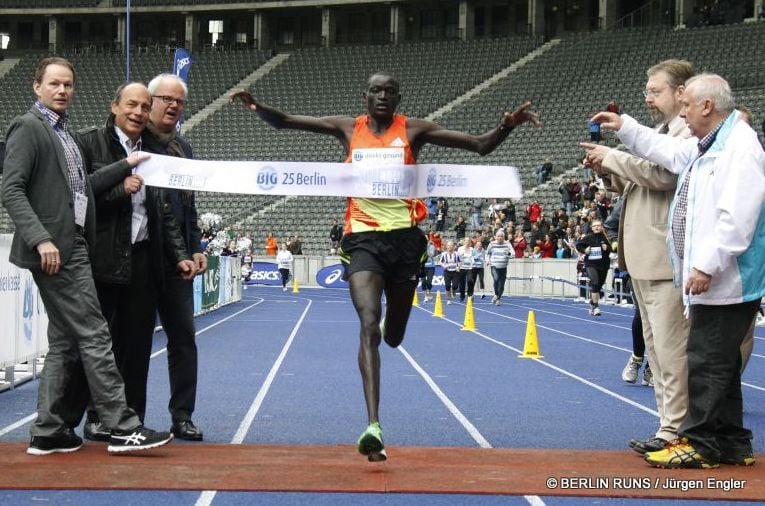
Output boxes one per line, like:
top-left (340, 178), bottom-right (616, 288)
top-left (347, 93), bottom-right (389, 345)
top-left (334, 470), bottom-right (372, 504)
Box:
top-left (471, 213), bottom-right (481, 229)
top-left (491, 266), bottom-right (507, 298)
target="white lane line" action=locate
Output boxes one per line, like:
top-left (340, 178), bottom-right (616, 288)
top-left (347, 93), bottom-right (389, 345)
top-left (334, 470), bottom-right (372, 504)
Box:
top-left (1, 299), bottom-right (265, 440)
top-left (742, 381), bottom-right (765, 392)
top-left (0, 413), bottom-right (36, 438)
top-left (401, 324), bottom-right (546, 505)
top-left (151, 299), bottom-right (265, 358)
top-left (416, 307), bottom-right (659, 418)
top-left (195, 298), bottom-right (312, 506)
top-left (472, 305), bottom-right (632, 353)
top-left (398, 346), bottom-right (491, 448)
top-left (520, 298), bottom-right (635, 318)
top-left (233, 298), bottom-right (311, 442)
top-left (500, 300), bottom-right (633, 331)
top-left (524, 496), bottom-right (548, 506)
top-left (469, 305), bottom-right (765, 393)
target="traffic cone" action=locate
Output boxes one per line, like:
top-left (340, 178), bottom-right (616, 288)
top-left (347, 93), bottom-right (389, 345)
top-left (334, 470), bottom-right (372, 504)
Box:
top-left (518, 310), bottom-right (543, 358)
top-left (461, 296), bottom-right (476, 331)
top-left (433, 291), bottom-right (444, 317)
top-left (292, 276), bottom-right (299, 293)
top-left (412, 290), bottom-right (420, 307)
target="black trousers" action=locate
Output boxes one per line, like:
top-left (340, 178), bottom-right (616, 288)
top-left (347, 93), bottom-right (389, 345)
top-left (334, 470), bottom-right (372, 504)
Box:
top-left (421, 266), bottom-right (435, 291)
top-left (93, 243), bottom-right (158, 423)
top-left (679, 299), bottom-right (760, 461)
top-left (157, 270), bottom-right (198, 423)
top-left (457, 269), bottom-right (474, 300)
top-left (279, 268), bottom-right (290, 288)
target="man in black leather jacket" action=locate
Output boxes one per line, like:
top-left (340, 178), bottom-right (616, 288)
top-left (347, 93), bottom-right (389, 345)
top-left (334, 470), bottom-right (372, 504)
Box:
top-left (143, 73), bottom-right (208, 441)
top-left (78, 82), bottom-right (196, 440)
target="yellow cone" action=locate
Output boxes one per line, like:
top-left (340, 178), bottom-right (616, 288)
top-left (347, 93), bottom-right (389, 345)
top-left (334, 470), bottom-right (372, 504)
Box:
top-left (461, 296), bottom-right (476, 331)
top-left (412, 290), bottom-right (420, 307)
top-left (433, 291), bottom-right (444, 317)
top-left (292, 276), bottom-right (299, 293)
top-left (518, 310), bottom-right (543, 358)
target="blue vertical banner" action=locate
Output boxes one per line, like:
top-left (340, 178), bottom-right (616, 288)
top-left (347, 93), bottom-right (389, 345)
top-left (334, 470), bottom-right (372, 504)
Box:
top-left (172, 48), bottom-right (193, 133)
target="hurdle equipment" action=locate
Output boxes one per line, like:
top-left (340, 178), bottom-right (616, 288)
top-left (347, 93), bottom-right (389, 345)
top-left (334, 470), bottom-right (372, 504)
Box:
top-left (292, 277), bottom-right (300, 293)
top-left (461, 296), bottom-right (476, 331)
top-left (412, 290), bottom-right (420, 307)
top-left (518, 310), bottom-right (543, 358)
top-left (433, 291), bottom-right (444, 317)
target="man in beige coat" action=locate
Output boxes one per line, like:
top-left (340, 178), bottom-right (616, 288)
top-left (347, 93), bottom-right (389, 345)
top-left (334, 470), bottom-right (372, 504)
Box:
top-left (582, 59), bottom-right (694, 454)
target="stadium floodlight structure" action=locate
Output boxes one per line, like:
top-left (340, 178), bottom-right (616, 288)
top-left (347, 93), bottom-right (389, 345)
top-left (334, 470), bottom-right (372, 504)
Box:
top-left (125, 0), bottom-right (132, 81)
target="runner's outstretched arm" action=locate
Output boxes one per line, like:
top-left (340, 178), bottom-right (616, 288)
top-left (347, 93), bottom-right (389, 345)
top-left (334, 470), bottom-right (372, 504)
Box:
top-left (410, 101), bottom-right (541, 156)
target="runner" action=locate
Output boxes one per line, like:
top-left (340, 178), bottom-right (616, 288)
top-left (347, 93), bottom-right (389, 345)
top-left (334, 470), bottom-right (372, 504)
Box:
top-left (231, 72), bottom-right (539, 461)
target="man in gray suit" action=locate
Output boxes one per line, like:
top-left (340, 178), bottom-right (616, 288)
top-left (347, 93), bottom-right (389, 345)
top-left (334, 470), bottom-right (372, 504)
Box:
top-left (582, 59), bottom-right (694, 455)
top-left (1, 57), bottom-right (173, 454)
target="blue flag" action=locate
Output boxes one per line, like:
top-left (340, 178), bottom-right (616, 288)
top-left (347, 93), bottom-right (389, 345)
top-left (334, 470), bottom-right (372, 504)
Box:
top-left (172, 48), bottom-right (193, 133)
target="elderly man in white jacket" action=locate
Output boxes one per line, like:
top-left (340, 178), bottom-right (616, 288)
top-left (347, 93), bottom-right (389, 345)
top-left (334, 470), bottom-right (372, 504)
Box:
top-left (592, 73), bottom-right (765, 469)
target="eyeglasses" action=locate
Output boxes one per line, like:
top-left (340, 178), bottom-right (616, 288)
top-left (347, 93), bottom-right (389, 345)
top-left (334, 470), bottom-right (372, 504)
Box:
top-left (642, 88), bottom-right (665, 98)
top-left (152, 95), bottom-right (185, 106)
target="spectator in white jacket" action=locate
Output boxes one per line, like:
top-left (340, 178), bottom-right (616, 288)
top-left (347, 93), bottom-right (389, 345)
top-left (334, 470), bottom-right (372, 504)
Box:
top-left (276, 242), bottom-right (293, 291)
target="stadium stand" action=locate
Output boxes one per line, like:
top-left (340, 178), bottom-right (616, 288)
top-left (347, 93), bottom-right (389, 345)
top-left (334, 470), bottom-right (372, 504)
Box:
top-left (420, 22), bottom-right (765, 220)
top-left (110, 0), bottom-right (303, 4)
top-left (1, 21), bottom-right (764, 250)
top-left (184, 36), bottom-right (544, 251)
top-left (0, 1), bottom-right (99, 6)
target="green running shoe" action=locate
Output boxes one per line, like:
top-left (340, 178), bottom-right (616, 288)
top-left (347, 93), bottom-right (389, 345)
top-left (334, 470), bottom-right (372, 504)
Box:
top-left (357, 422), bottom-right (385, 461)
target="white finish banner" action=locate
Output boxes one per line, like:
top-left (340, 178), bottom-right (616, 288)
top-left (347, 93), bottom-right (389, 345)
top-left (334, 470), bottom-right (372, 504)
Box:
top-left (137, 154), bottom-right (522, 199)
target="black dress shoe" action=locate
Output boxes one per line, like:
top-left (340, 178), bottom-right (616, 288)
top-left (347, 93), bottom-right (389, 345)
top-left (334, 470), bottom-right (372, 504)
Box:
top-left (171, 420), bottom-right (203, 441)
top-left (629, 436), bottom-right (668, 454)
top-left (83, 421), bottom-right (111, 442)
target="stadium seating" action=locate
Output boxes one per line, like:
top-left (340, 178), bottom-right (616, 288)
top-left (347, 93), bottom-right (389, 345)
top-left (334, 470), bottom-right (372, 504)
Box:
top-left (184, 36), bottom-right (544, 251)
top-left (2, 23), bottom-right (764, 248)
top-left (110, 0), bottom-right (301, 5)
top-left (0, 0), bottom-right (99, 7)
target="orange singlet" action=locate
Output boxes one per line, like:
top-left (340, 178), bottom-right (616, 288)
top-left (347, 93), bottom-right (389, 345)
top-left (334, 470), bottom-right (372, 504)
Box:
top-left (343, 115), bottom-right (427, 234)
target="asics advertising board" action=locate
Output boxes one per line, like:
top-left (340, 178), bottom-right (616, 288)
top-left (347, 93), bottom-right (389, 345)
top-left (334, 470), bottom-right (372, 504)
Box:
top-left (316, 265), bottom-right (447, 288)
top-left (316, 264), bottom-right (348, 288)
top-left (249, 262), bottom-right (282, 286)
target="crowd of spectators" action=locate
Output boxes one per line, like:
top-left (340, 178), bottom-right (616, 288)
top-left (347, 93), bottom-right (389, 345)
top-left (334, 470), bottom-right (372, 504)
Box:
top-left (196, 173), bottom-right (618, 265)
top-left (200, 227), bottom-right (305, 259)
top-left (423, 178), bottom-right (616, 264)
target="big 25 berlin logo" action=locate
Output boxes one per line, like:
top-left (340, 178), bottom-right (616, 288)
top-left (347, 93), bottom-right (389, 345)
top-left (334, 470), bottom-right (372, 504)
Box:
top-left (256, 166), bottom-right (278, 191)
top-left (426, 167), bottom-right (437, 194)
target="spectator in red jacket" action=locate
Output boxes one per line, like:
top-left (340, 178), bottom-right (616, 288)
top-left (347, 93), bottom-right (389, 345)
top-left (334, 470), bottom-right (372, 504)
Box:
top-left (527, 200), bottom-right (542, 223)
top-left (539, 234), bottom-right (555, 258)
top-left (512, 229), bottom-right (528, 258)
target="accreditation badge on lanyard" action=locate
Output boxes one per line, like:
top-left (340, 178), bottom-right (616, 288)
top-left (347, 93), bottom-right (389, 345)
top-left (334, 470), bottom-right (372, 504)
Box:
top-left (74, 192), bottom-right (88, 227)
